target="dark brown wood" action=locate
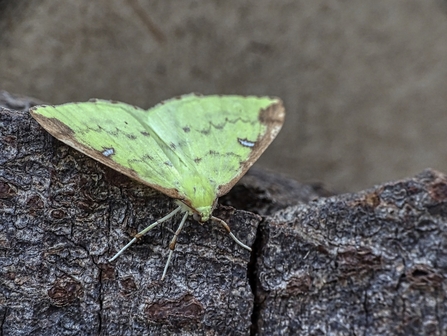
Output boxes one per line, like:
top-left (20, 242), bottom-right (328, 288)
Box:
top-left (1, 91), bottom-right (445, 335)
top-left (253, 169), bottom-right (447, 335)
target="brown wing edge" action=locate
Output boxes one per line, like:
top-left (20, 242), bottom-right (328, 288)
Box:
top-left (217, 98), bottom-right (286, 197)
top-left (29, 108), bottom-right (184, 200)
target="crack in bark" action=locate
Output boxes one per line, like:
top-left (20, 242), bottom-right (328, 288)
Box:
top-left (248, 220), bottom-right (266, 336)
top-left (1, 307), bottom-right (7, 336)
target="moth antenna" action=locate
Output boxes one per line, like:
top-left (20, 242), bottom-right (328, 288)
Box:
top-left (211, 216), bottom-right (252, 252)
top-left (108, 205), bottom-right (182, 262)
top-left (161, 211), bottom-right (189, 280)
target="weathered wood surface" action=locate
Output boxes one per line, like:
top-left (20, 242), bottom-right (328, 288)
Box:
top-left (1, 91), bottom-right (446, 335)
top-left (254, 168), bottom-right (447, 335)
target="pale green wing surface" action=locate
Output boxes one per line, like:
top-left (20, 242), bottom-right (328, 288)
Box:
top-left (30, 94), bottom-right (285, 220)
top-left (145, 95), bottom-right (284, 202)
top-left (30, 100), bottom-right (185, 198)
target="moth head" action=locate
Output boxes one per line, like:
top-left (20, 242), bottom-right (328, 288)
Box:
top-left (193, 206), bottom-right (213, 223)
top-left (192, 198), bottom-right (217, 223)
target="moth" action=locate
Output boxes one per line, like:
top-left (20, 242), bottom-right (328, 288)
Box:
top-left (30, 94), bottom-right (285, 279)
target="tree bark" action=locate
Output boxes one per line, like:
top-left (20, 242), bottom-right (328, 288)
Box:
top-left (1, 91), bottom-right (446, 335)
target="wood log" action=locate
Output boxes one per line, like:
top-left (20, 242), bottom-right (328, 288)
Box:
top-left (1, 91), bottom-right (445, 335)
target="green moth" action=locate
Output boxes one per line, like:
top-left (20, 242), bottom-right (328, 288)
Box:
top-left (30, 94), bottom-right (285, 279)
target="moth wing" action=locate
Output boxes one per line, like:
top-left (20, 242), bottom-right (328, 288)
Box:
top-left (30, 100), bottom-right (185, 199)
top-left (30, 95), bottom-right (285, 209)
top-left (144, 94), bottom-right (285, 199)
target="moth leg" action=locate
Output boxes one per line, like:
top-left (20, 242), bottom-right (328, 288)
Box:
top-left (161, 211), bottom-right (189, 280)
top-left (108, 205), bottom-right (182, 262)
top-left (211, 216), bottom-right (252, 252)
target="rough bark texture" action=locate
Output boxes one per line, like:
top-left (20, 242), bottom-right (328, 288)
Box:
top-left (1, 92), bottom-right (447, 335)
top-left (254, 170), bottom-right (447, 335)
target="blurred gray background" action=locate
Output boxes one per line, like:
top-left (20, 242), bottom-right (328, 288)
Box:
top-left (1, 0), bottom-right (446, 192)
